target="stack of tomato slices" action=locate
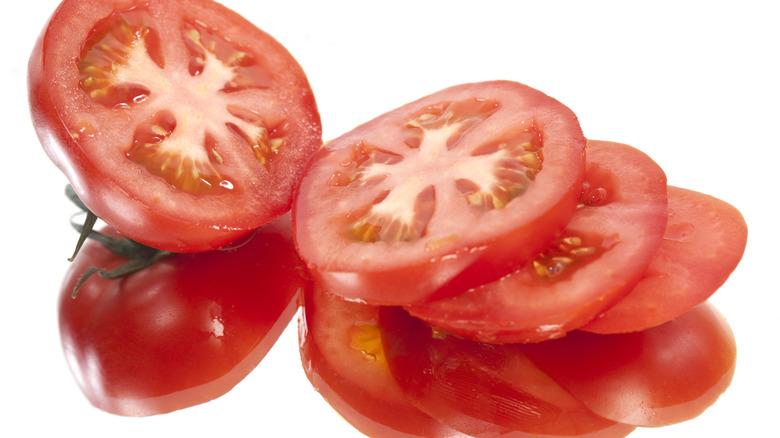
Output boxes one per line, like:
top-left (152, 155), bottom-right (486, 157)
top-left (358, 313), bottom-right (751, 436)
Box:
top-left (29, 0), bottom-right (747, 434)
top-left (294, 82), bottom-right (747, 437)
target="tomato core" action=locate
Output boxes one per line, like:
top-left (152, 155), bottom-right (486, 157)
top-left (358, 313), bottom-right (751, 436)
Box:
top-left (75, 5), bottom-right (286, 197)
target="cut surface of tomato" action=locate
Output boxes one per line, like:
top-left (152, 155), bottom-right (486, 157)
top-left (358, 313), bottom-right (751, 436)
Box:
top-left (378, 307), bottom-right (636, 438)
top-left (29, 0), bottom-right (321, 252)
top-left (519, 302), bottom-right (737, 427)
top-left (299, 284), bottom-right (466, 438)
top-left (407, 140), bottom-right (668, 343)
top-left (59, 215), bottom-right (308, 416)
top-left (581, 186), bottom-right (748, 333)
top-left (294, 81), bottom-right (586, 305)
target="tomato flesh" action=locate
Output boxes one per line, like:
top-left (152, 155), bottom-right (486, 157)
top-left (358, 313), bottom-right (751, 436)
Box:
top-left (581, 186), bottom-right (748, 333)
top-left (519, 302), bottom-right (737, 427)
top-left (407, 140), bottom-right (668, 343)
top-left (59, 216), bottom-right (308, 416)
top-left (294, 81), bottom-right (586, 305)
top-left (29, 0), bottom-right (321, 252)
top-left (379, 307), bottom-right (635, 438)
top-left (299, 284), bottom-right (467, 438)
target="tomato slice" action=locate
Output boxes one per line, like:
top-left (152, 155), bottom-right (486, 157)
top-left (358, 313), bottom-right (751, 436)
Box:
top-left (299, 284), bottom-right (466, 438)
top-left (29, 0), bottom-right (321, 252)
top-left (294, 81), bottom-right (586, 305)
top-left (581, 186), bottom-right (748, 333)
top-left (59, 215), bottom-right (308, 416)
top-left (378, 307), bottom-right (636, 438)
top-left (518, 302), bottom-right (737, 427)
top-left (406, 140), bottom-right (668, 343)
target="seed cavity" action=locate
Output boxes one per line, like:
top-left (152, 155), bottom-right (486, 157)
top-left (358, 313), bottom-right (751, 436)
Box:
top-left (533, 234), bottom-right (599, 280)
top-left (348, 322), bottom-right (385, 364)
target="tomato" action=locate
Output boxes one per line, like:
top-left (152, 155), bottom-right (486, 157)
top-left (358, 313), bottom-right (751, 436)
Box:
top-left (294, 80), bottom-right (586, 305)
top-left (581, 186), bottom-right (748, 333)
top-left (378, 307), bottom-right (636, 438)
top-left (29, 0), bottom-right (322, 253)
top-left (406, 140), bottom-right (668, 343)
top-left (59, 215), bottom-right (308, 416)
top-left (519, 302), bottom-right (736, 427)
top-left (299, 284), bottom-right (466, 438)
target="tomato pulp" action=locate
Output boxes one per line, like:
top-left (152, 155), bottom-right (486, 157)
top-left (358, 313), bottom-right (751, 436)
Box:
top-left (581, 185), bottom-right (748, 333)
top-left (59, 216), bottom-right (308, 416)
top-left (294, 81), bottom-right (586, 305)
top-left (407, 140), bottom-right (668, 343)
top-left (29, 0), bottom-right (322, 252)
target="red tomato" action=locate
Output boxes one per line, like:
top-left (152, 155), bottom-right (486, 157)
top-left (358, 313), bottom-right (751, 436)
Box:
top-left (59, 216), bottom-right (308, 416)
top-left (378, 307), bottom-right (636, 438)
top-left (519, 302), bottom-right (737, 427)
top-left (299, 284), bottom-right (466, 438)
top-left (581, 186), bottom-right (748, 333)
top-left (406, 140), bottom-right (668, 343)
top-left (29, 0), bottom-right (322, 253)
top-left (294, 81), bottom-right (586, 305)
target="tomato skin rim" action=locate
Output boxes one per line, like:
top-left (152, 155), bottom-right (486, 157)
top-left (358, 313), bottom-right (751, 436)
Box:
top-left (29, 0), bottom-right (322, 253)
top-left (293, 80), bottom-right (587, 306)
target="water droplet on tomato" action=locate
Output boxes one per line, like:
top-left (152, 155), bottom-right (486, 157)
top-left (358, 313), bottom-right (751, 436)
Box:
top-left (585, 187), bottom-right (608, 206)
top-left (219, 180), bottom-right (234, 190)
top-left (665, 222), bottom-right (695, 242)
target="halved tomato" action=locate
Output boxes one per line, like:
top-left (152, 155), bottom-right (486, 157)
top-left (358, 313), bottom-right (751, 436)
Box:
top-left (519, 301), bottom-right (737, 427)
top-left (299, 284), bottom-right (466, 438)
top-left (581, 186), bottom-right (748, 333)
top-left (294, 81), bottom-right (586, 305)
top-left (406, 140), bottom-right (668, 343)
top-left (59, 215), bottom-right (308, 416)
top-left (378, 307), bottom-right (636, 438)
top-left (29, 0), bottom-right (321, 252)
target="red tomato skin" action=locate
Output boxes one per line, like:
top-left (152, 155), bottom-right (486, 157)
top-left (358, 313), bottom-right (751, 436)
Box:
top-left (59, 216), bottom-right (308, 416)
top-left (379, 307), bottom-right (635, 438)
top-left (581, 186), bottom-right (748, 333)
top-left (29, 0), bottom-right (322, 253)
top-left (406, 140), bottom-right (668, 343)
top-left (294, 81), bottom-right (586, 306)
top-left (299, 285), bottom-right (466, 438)
top-left (519, 302), bottom-right (737, 427)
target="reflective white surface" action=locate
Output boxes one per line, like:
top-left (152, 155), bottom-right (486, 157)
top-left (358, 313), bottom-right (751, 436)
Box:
top-left (5, 1), bottom-right (777, 436)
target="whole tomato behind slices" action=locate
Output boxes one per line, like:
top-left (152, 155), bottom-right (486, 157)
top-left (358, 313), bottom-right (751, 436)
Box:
top-left (519, 301), bottom-right (737, 427)
top-left (294, 81), bottom-right (586, 305)
top-left (378, 307), bottom-right (636, 438)
top-left (581, 185), bottom-right (748, 334)
top-left (59, 216), bottom-right (308, 416)
top-left (407, 140), bottom-right (668, 343)
top-left (29, 0), bottom-right (322, 253)
top-left (299, 284), bottom-right (466, 438)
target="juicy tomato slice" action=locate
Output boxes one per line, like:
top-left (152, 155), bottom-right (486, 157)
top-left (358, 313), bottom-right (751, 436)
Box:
top-left (299, 284), bottom-right (466, 438)
top-left (519, 302), bottom-right (737, 427)
top-left (294, 81), bottom-right (586, 305)
top-left (59, 215), bottom-right (308, 416)
top-left (378, 307), bottom-right (636, 438)
top-left (581, 186), bottom-right (748, 333)
top-left (407, 140), bottom-right (668, 343)
top-left (29, 0), bottom-right (321, 252)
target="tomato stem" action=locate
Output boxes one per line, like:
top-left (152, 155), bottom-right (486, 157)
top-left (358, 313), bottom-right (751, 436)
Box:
top-left (65, 184), bottom-right (173, 298)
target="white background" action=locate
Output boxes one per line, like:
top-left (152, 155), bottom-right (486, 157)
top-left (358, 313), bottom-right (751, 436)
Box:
top-left (3, 1), bottom-right (777, 437)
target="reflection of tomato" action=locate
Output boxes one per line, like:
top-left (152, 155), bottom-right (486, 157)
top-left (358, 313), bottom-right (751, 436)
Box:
top-left (299, 284), bottom-right (465, 438)
top-left (59, 216), bottom-right (308, 416)
top-left (407, 140), bottom-right (668, 343)
top-left (519, 302), bottom-right (736, 427)
top-left (29, 0), bottom-right (321, 252)
top-left (294, 81), bottom-right (586, 305)
top-left (582, 186), bottom-right (748, 333)
top-left (379, 306), bottom-right (635, 438)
